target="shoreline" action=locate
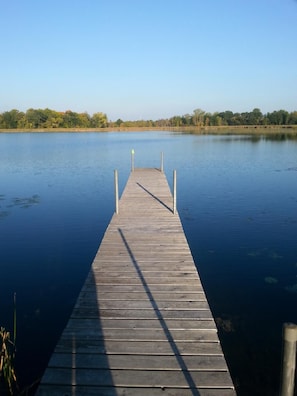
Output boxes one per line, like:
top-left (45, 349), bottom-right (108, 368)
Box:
top-left (1, 125), bottom-right (297, 135)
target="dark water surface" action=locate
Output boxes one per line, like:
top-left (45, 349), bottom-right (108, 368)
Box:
top-left (0, 132), bottom-right (297, 395)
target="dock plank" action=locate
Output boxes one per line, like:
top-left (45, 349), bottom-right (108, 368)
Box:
top-left (36, 168), bottom-right (236, 395)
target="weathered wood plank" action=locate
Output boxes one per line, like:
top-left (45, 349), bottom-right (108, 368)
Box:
top-left (37, 386), bottom-right (235, 396)
top-left (47, 353), bottom-right (228, 370)
top-left (82, 284), bottom-right (206, 293)
top-left (71, 308), bottom-right (213, 319)
top-left (74, 300), bottom-right (210, 310)
top-left (36, 168), bottom-right (236, 395)
top-left (54, 340), bottom-right (223, 355)
top-left (60, 328), bottom-right (219, 341)
top-left (64, 318), bottom-right (218, 330)
top-left (40, 367), bottom-right (234, 388)
top-left (76, 291), bottom-right (207, 301)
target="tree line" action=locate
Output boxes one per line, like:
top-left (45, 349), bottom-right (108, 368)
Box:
top-left (0, 109), bottom-right (108, 129)
top-left (143, 108), bottom-right (297, 128)
top-left (0, 107), bottom-right (297, 129)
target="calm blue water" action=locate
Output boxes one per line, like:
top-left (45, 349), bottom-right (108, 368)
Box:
top-left (1, 132), bottom-right (297, 395)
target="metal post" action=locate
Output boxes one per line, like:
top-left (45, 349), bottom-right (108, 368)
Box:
top-left (131, 149), bottom-right (135, 172)
top-left (173, 170), bottom-right (177, 214)
top-left (160, 152), bottom-right (164, 173)
top-left (280, 323), bottom-right (297, 396)
top-left (114, 169), bottom-right (119, 214)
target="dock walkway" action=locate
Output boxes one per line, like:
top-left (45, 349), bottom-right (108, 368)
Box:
top-left (36, 168), bottom-right (236, 396)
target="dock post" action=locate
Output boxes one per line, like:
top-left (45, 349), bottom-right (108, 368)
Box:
top-left (160, 152), bottom-right (164, 173)
top-left (114, 169), bottom-right (119, 214)
top-left (131, 149), bottom-right (135, 172)
top-left (280, 323), bottom-right (297, 396)
top-left (173, 170), bottom-right (177, 214)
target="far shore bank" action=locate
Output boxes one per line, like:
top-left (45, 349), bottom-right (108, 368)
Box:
top-left (1, 125), bottom-right (297, 135)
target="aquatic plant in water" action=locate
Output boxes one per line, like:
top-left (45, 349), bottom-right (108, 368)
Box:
top-left (0, 327), bottom-right (17, 395)
top-left (1, 194), bottom-right (40, 219)
top-left (0, 211), bottom-right (10, 219)
top-left (0, 293), bottom-right (17, 395)
top-left (264, 276), bottom-right (278, 284)
top-left (285, 283), bottom-right (297, 293)
top-left (11, 195), bottom-right (40, 209)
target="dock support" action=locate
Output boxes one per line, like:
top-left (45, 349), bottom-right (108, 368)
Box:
top-left (160, 152), bottom-right (164, 173)
top-left (280, 323), bottom-right (297, 396)
top-left (114, 169), bottom-right (119, 214)
top-left (173, 170), bottom-right (177, 214)
top-left (131, 149), bottom-right (135, 172)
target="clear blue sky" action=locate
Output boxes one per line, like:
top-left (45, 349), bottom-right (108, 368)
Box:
top-left (1, 0), bottom-right (297, 121)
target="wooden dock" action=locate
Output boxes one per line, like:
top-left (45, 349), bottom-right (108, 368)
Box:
top-left (36, 168), bottom-right (236, 396)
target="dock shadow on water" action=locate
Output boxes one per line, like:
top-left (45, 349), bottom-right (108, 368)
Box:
top-left (35, 269), bottom-right (117, 396)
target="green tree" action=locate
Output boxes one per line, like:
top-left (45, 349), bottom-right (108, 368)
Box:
top-left (214, 114), bottom-right (223, 126)
top-left (169, 116), bottom-right (183, 127)
top-left (0, 110), bottom-right (24, 129)
top-left (77, 112), bottom-right (91, 128)
top-left (41, 108), bottom-right (60, 128)
top-left (25, 109), bottom-right (49, 128)
top-left (216, 112), bottom-right (228, 126)
top-left (251, 108), bottom-right (263, 125)
top-left (115, 119), bottom-right (123, 127)
top-left (220, 111), bottom-right (234, 125)
top-left (181, 114), bottom-right (192, 126)
top-left (192, 109), bottom-right (205, 126)
top-left (288, 111), bottom-right (297, 124)
top-left (16, 113), bottom-right (28, 128)
top-left (244, 108), bottom-right (263, 125)
top-left (62, 111), bottom-right (80, 128)
top-left (266, 110), bottom-right (289, 125)
top-left (231, 112), bottom-right (244, 125)
top-left (155, 118), bottom-right (170, 128)
top-left (91, 112), bottom-right (108, 128)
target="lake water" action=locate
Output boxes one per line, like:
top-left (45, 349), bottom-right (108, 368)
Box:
top-left (0, 131), bottom-right (297, 395)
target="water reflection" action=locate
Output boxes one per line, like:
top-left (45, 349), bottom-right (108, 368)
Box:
top-left (174, 128), bottom-right (297, 142)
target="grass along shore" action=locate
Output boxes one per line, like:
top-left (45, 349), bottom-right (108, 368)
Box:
top-left (0, 125), bottom-right (297, 136)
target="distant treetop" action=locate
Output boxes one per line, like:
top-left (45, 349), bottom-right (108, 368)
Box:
top-left (0, 107), bottom-right (297, 129)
